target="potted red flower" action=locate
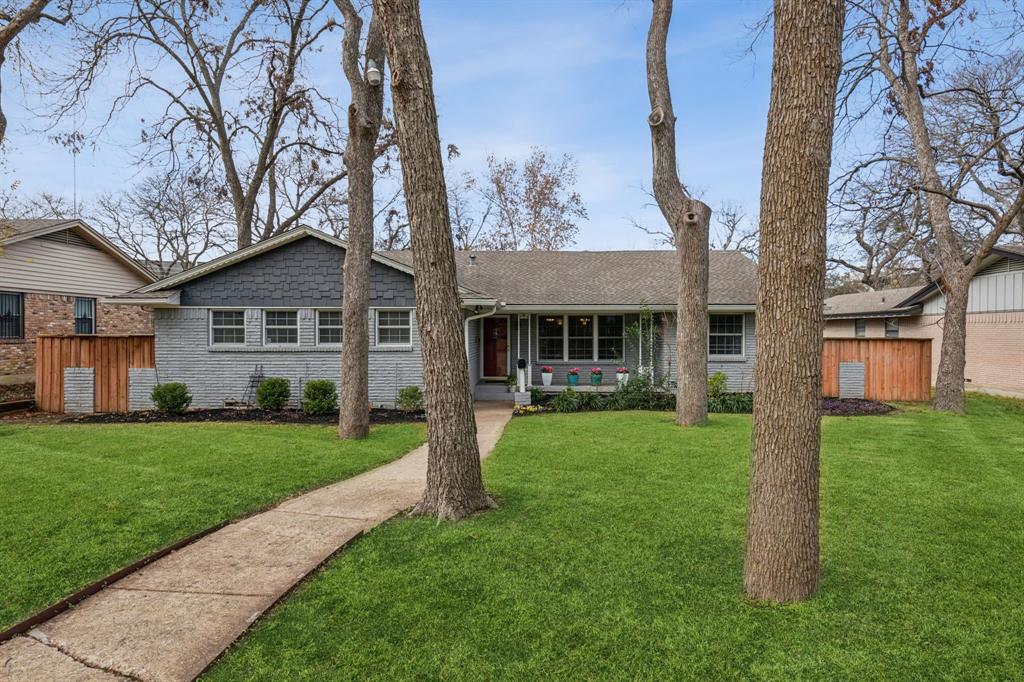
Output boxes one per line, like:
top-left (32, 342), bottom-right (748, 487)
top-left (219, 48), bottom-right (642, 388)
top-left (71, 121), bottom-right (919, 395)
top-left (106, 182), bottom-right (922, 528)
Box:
top-left (616, 366), bottom-right (630, 385)
top-left (567, 367), bottom-right (580, 386)
top-left (541, 365), bottom-right (554, 387)
top-left (589, 367), bottom-right (603, 386)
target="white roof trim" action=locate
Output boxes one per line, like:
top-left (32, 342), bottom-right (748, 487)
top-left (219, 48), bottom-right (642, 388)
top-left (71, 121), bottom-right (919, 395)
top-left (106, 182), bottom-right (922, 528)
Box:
top-left (1, 219), bottom-right (156, 283)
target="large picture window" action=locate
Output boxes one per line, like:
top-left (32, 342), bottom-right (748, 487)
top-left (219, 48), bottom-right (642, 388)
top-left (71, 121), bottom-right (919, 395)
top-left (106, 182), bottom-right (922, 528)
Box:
top-left (0, 292), bottom-right (23, 339)
top-left (210, 310), bottom-right (245, 345)
top-left (265, 310), bottom-right (298, 345)
top-left (709, 314), bottom-right (744, 357)
top-left (74, 297), bottom-right (96, 334)
top-left (567, 315), bottom-right (594, 361)
top-left (377, 310), bottom-right (411, 345)
top-left (598, 315), bottom-right (624, 361)
top-left (537, 314), bottom-right (625, 362)
top-left (537, 316), bottom-right (564, 360)
top-left (318, 310), bottom-right (343, 345)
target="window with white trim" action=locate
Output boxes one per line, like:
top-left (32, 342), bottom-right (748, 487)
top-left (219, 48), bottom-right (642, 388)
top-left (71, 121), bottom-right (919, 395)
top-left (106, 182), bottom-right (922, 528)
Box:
top-left (884, 318), bottom-right (899, 338)
top-left (538, 315), bottom-right (564, 361)
top-left (0, 292), bottom-right (24, 339)
top-left (854, 318), bottom-right (866, 337)
top-left (210, 310), bottom-right (245, 345)
top-left (709, 314), bottom-right (744, 357)
top-left (264, 310), bottom-right (298, 345)
top-left (376, 310), bottom-right (411, 345)
top-left (318, 310), bottom-right (342, 345)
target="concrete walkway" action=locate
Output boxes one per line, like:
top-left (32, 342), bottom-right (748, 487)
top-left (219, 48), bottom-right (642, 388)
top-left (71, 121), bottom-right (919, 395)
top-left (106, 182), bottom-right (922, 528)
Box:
top-left (0, 402), bottom-right (513, 682)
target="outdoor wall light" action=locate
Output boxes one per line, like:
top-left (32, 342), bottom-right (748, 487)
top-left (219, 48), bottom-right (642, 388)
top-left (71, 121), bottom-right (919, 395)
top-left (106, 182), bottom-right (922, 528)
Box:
top-left (366, 60), bottom-right (382, 86)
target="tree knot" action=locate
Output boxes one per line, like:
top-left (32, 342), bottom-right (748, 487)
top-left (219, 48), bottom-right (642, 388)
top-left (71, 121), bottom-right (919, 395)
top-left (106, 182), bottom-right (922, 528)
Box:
top-left (647, 106), bottom-right (665, 127)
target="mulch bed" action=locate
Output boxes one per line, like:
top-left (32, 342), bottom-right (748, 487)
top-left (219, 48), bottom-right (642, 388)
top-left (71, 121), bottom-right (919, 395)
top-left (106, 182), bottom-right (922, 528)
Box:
top-left (62, 407), bottom-right (426, 425)
top-left (821, 398), bottom-right (894, 416)
top-left (0, 383), bottom-right (33, 403)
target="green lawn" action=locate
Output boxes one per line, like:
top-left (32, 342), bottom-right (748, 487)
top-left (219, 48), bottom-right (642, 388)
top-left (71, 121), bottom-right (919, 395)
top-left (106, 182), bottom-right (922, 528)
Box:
top-left (0, 421), bottom-right (424, 630)
top-left (207, 396), bottom-right (1024, 681)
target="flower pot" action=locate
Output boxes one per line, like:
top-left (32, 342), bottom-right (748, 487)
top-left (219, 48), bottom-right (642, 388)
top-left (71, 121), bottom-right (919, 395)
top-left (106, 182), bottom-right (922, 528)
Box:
top-left (590, 374), bottom-right (602, 386)
top-left (567, 374), bottom-right (579, 387)
top-left (616, 372), bottom-right (629, 385)
top-left (541, 372), bottom-right (553, 387)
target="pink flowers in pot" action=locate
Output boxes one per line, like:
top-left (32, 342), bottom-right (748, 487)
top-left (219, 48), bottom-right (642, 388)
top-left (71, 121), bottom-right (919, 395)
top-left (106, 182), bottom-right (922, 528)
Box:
top-left (590, 368), bottom-right (602, 376)
top-left (541, 365), bottom-right (554, 374)
top-left (567, 368), bottom-right (580, 376)
top-left (616, 367), bottom-right (629, 374)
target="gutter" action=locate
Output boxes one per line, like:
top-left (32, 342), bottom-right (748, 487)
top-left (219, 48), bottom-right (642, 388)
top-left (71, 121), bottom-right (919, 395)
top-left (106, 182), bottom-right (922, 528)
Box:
top-left (464, 303), bottom-right (501, 358)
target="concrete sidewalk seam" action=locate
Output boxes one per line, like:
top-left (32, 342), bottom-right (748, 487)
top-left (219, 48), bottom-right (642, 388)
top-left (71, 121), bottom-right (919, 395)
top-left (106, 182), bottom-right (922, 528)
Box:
top-left (26, 632), bottom-right (141, 682)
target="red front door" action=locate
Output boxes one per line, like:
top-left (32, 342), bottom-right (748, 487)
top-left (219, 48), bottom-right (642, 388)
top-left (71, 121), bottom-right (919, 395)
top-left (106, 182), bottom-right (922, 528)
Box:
top-left (483, 317), bottom-right (508, 377)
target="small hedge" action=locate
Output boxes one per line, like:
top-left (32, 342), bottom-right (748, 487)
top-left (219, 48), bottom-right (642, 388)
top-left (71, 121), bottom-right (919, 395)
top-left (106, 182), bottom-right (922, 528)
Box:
top-left (529, 372), bottom-right (753, 415)
top-left (396, 385), bottom-right (424, 412)
top-left (256, 377), bottom-right (291, 411)
top-left (302, 380), bottom-right (337, 416)
top-left (150, 382), bottom-right (192, 415)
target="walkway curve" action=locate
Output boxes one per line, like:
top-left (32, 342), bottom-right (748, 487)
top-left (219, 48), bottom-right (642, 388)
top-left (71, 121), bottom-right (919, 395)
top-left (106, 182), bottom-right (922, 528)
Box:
top-left (0, 402), bottom-right (513, 682)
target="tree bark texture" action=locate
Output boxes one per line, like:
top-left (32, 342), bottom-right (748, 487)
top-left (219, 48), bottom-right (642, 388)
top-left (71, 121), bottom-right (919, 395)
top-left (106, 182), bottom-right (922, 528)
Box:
top-left (374, 0), bottom-right (492, 520)
top-left (744, 0), bottom-right (844, 604)
top-left (337, 0), bottom-right (385, 439)
top-left (645, 0), bottom-right (710, 427)
top-left (933, 278), bottom-right (970, 413)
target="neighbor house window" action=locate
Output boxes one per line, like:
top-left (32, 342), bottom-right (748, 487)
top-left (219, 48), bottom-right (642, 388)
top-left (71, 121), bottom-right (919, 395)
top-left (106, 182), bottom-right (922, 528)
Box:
top-left (0, 292), bottom-right (23, 339)
top-left (854, 318), bottom-right (866, 338)
top-left (709, 314), bottom-right (744, 357)
top-left (567, 315), bottom-right (594, 361)
top-left (210, 310), bottom-right (245, 344)
top-left (538, 315), bottom-right (563, 361)
top-left (376, 310), bottom-right (411, 345)
top-left (318, 310), bottom-right (343, 345)
top-left (265, 310), bottom-right (299, 345)
top-left (597, 315), bottom-right (625, 361)
top-left (74, 297), bottom-right (96, 334)
top-left (885, 318), bottom-right (900, 338)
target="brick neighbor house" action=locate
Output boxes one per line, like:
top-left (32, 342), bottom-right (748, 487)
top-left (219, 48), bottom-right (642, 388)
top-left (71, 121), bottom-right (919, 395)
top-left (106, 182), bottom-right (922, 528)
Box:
top-left (824, 244), bottom-right (1024, 397)
top-left (0, 219), bottom-right (156, 390)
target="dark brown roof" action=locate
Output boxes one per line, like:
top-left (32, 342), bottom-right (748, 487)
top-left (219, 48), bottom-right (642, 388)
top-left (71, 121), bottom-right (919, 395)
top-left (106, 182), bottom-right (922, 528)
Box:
top-left (823, 286), bottom-right (922, 318)
top-left (0, 218), bottom-right (78, 239)
top-left (381, 249), bottom-right (758, 306)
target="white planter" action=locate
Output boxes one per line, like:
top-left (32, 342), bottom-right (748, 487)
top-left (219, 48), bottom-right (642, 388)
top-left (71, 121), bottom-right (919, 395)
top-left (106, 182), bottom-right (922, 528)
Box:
top-left (541, 372), bottom-right (553, 387)
top-left (616, 373), bottom-right (629, 385)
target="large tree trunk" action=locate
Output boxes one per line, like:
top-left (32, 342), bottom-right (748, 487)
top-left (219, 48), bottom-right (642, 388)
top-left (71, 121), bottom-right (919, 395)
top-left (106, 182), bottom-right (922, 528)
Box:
top-left (933, 274), bottom-right (970, 413)
top-left (743, 0), bottom-right (843, 605)
top-left (337, 2), bottom-right (385, 439)
top-left (375, 0), bottom-right (492, 520)
top-left (645, 0), bottom-right (710, 426)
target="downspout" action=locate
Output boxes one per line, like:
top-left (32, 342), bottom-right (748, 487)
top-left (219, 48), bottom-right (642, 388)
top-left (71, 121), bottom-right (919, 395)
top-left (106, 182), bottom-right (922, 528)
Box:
top-left (464, 303), bottom-right (500, 359)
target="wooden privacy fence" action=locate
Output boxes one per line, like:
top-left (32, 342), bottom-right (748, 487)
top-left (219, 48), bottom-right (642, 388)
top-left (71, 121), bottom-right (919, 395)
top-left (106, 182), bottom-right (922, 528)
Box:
top-left (822, 338), bottom-right (932, 402)
top-left (35, 335), bottom-right (155, 413)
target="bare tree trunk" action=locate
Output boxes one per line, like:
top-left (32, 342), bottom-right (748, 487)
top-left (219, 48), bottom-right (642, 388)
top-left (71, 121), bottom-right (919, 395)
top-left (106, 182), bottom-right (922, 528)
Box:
top-left (645, 0), bottom-right (710, 427)
top-left (375, 0), bottom-right (492, 520)
top-left (744, 0), bottom-right (843, 605)
top-left (337, 0), bottom-right (385, 439)
top-left (933, 276), bottom-right (970, 413)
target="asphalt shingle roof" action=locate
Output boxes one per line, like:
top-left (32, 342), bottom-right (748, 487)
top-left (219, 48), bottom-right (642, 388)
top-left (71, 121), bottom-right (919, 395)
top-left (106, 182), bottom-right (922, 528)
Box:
top-left (0, 218), bottom-right (77, 238)
top-left (823, 286), bottom-right (921, 317)
top-left (382, 249), bottom-right (758, 306)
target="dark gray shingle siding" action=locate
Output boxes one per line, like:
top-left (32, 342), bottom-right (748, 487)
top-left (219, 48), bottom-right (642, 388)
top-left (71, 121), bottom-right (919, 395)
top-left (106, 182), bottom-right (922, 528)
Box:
top-left (178, 236), bottom-right (415, 307)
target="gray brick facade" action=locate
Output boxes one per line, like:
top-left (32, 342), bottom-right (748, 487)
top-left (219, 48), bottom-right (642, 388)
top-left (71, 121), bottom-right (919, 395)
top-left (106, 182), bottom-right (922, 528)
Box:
top-left (178, 236), bottom-right (415, 308)
top-left (153, 307), bottom-right (423, 408)
top-left (657, 312), bottom-right (756, 392)
top-left (129, 368), bottom-right (158, 410)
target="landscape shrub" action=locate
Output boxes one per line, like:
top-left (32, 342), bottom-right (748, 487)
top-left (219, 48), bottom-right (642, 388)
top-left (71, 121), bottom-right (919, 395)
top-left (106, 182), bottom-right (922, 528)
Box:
top-left (397, 385), bottom-right (424, 412)
top-left (707, 371), bottom-right (728, 401)
top-left (150, 382), bottom-right (192, 415)
top-left (608, 374), bottom-right (673, 411)
top-left (577, 391), bottom-right (604, 411)
top-left (301, 380), bottom-right (337, 416)
top-left (552, 387), bottom-right (580, 413)
top-left (256, 377), bottom-right (291, 411)
top-left (529, 387), bottom-right (545, 404)
top-left (708, 392), bottom-right (754, 414)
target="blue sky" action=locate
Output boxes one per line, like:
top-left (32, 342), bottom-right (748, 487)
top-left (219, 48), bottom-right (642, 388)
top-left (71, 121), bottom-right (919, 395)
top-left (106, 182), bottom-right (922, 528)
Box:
top-left (3, 0), bottom-right (773, 250)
